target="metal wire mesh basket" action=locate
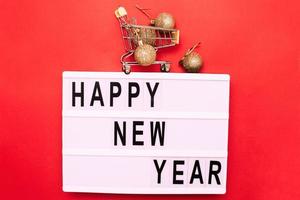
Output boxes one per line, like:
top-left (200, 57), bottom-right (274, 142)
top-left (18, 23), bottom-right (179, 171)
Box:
top-left (115, 7), bottom-right (180, 74)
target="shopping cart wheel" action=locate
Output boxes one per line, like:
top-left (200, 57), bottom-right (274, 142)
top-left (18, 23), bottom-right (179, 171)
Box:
top-left (123, 64), bottom-right (131, 74)
top-left (160, 63), bottom-right (170, 72)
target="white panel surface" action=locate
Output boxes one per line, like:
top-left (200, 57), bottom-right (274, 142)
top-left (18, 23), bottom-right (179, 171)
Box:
top-left (62, 72), bottom-right (230, 194)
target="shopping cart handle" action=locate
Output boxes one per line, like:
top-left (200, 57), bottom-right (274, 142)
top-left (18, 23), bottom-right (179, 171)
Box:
top-left (115, 7), bottom-right (127, 18)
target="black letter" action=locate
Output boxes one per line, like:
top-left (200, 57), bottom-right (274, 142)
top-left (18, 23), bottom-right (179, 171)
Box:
top-left (154, 160), bottom-right (166, 184)
top-left (208, 160), bottom-right (221, 185)
top-left (189, 160), bottom-right (204, 184)
top-left (173, 160), bottom-right (184, 184)
top-left (110, 82), bottom-right (121, 107)
top-left (90, 81), bottom-right (104, 106)
top-left (114, 121), bottom-right (126, 146)
top-left (146, 82), bottom-right (159, 107)
top-left (72, 82), bottom-right (84, 107)
top-left (128, 82), bottom-right (140, 107)
top-left (150, 121), bottom-right (165, 146)
top-left (132, 121), bottom-right (144, 145)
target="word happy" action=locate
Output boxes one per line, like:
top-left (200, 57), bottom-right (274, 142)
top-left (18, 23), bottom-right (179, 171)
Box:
top-left (71, 81), bottom-right (159, 107)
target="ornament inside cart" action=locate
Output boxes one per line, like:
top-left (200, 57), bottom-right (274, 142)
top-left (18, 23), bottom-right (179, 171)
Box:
top-left (135, 5), bottom-right (176, 29)
top-left (115, 6), bottom-right (180, 74)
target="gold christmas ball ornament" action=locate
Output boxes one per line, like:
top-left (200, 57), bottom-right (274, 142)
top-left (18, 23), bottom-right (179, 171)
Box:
top-left (154, 12), bottom-right (175, 29)
top-left (179, 42), bottom-right (203, 73)
top-left (131, 28), bottom-right (156, 46)
top-left (182, 52), bottom-right (203, 72)
top-left (134, 44), bottom-right (156, 66)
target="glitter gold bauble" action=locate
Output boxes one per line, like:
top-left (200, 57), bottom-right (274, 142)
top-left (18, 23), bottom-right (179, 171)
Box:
top-left (154, 12), bottom-right (175, 29)
top-left (182, 52), bottom-right (203, 72)
top-left (134, 44), bottom-right (156, 66)
top-left (131, 28), bottom-right (156, 46)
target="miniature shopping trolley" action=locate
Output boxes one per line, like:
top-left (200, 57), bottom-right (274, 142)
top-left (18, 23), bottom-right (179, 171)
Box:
top-left (115, 7), bottom-right (180, 74)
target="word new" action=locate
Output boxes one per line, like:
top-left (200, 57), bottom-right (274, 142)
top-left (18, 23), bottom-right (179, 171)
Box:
top-left (114, 121), bottom-right (165, 146)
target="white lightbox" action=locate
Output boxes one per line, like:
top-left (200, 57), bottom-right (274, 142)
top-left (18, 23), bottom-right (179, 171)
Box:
top-left (62, 72), bottom-right (230, 194)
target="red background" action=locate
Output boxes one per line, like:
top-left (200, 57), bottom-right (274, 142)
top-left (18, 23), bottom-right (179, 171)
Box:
top-left (1, 0), bottom-right (299, 199)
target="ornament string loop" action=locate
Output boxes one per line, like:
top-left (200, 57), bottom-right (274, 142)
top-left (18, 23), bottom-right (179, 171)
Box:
top-left (135, 4), bottom-right (153, 20)
top-left (185, 42), bottom-right (201, 56)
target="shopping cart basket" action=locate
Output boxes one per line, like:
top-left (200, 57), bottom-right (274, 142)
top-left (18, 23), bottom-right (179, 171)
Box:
top-left (115, 7), bottom-right (180, 74)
